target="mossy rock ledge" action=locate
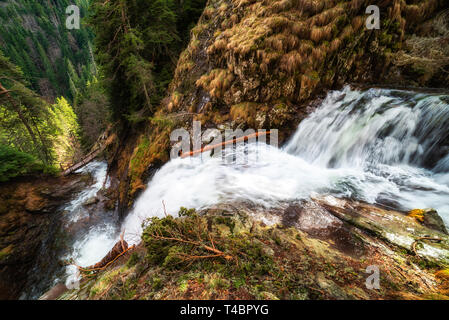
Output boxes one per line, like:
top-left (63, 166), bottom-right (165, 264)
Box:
top-left (60, 196), bottom-right (449, 300)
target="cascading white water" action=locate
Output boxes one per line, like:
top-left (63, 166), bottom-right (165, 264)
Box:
top-left (25, 161), bottom-right (121, 299)
top-left (60, 162), bottom-right (120, 288)
top-left (30, 85), bottom-right (449, 299)
top-left (121, 86), bottom-right (449, 243)
top-left (44, 86), bottom-right (449, 293)
top-left (26, 86), bottom-right (448, 299)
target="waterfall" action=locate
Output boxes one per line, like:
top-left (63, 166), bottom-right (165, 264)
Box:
top-left (38, 86), bottom-right (449, 297)
top-left (284, 87), bottom-right (449, 169)
top-left (61, 161), bottom-right (120, 288)
top-left (122, 86), bottom-right (449, 242)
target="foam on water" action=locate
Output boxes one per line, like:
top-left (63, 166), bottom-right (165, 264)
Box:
top-left (39, 86), bottom-right (449, 294)
top-left (64, 161), bottom-right (110, 223)
top-left (121, 86), bottom-right (449, 243)
top-left (61, 161), bottom-right (119, 287)
top-left (122, 145), bottom-right (361, 243)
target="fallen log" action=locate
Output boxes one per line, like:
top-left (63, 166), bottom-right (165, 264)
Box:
top-left (180, 130), bottom-right (272, 158)
top-left (61, 147), bottom-right (102, 176)
top-left (89, 240), bottom-right (128, 270)
top-left (76, 236), bottom-right (134, 273)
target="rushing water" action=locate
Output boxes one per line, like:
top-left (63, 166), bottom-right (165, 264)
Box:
top-left (25, 162), bottom-right (120, 298)
top-left (61, 162), bottom-right (120, 289)
top-left (121, 86), bottom-right (449, 243)
top-left (35, 86), bottom-right (449, 297)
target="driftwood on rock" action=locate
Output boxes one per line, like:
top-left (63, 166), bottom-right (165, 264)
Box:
top-left (61, 127), bottom-right (115, 176)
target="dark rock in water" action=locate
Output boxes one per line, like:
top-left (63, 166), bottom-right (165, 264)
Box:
top-left (39, 283), bottom-right (68, 300)
top-left (408, 208), bottom-right (448, 235)
top-left (83, 196), bottom-right (99, 207)
top-left (422, 209), bottom-right (448, 235)
top-left (282, 202), bottom-right (366, 258)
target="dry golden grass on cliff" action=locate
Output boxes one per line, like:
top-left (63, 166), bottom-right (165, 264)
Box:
top-left (351, 15), bottom-right (364, 31)
top-left (393, 7), bottom-right (449, 82)
top-left (280, 51), bottom-right (304, 73)
top-left (404, 0), bottom-right (442, 27)
top-left (195, 69), bottom-right (235, 98)
top-left (203, 6), bottom-right (216, 19)
top-left (310, 25), bottom-right (333, 43)
top-left (309, 4), bottom-right (345, 26)
top-left (167, 91), bottom-right (183, 112)
top-left (173, 0), bottom-right (444, 111)
top-left (175, 51), bottom-right (195, 75)
top-left (207, 0), bottom-right (358, 69)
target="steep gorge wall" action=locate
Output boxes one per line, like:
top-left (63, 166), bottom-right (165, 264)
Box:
top-left (108, 0), bottom-right (448, 212)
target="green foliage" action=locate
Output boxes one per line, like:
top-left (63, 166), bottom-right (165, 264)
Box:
top-left (126, 252), bottom-right (140, 268)
top-left (178, 206), bottom-right (197, 217)
top-left (89, 0), bottom-right (206, 122)
top-left (0, 0), bottom-right (95, 100)
top-left (0, 144), bottom-right (52, 182)
top-left (0, 50), bottom-right (81, 170)
top-left (73, 77), bottom-right (110, 149)
top-left (142, 208), bottom-right (275, 276)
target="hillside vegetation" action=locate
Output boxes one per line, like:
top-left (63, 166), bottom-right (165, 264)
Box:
top-left (0, 51), bottom-right (81, 179)
top-left (0, 0), bottom-right (95, 101)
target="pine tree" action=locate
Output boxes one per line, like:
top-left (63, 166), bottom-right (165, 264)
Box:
top-left (0, 50), bottom-right (80, 166)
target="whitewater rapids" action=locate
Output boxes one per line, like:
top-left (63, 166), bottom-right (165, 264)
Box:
top-left (120, 86), bottom-right (449, 243)
top-left (57, 85), bottom-right (449, 290)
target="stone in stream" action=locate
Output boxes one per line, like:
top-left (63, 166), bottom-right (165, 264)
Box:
top-left (83, 196), bottom-right (99, 207)
top-left (39, 283), bottom-right (68, 300)
top-left (408, 208), bottom-right (448, 235)
top-left (423, 209), bottom-right (448, 235)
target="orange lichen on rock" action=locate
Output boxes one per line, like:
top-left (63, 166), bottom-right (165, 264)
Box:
top-left (408, 209), bottom-right (426, 222)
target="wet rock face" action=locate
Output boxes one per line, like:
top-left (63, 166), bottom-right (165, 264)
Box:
top-left (408, 208), bottom-right (449, 235)
top-left (0, 174), bottom-right (88, 299)
top-left (282, 202), bottom-right (366, 258)
top-left (422, 209), bottom-right (448, 235)
top-left (167, 0), bottom-right (446, 121)
top-left (313, 195), bottom-right (449, 265)
top-left (113, 0), bottom-right (447, 211)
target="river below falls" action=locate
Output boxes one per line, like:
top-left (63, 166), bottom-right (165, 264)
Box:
top-left (26, 86), bottom-right (449, 299)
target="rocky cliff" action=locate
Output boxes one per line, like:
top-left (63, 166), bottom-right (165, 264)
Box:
top-left (55, 0), bottom-right (449, 301)
top-left (0, 174), bottom-right (90, 299)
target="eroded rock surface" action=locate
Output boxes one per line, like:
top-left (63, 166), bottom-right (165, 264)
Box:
top-left (0, 174), bottom-right (90, 299)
